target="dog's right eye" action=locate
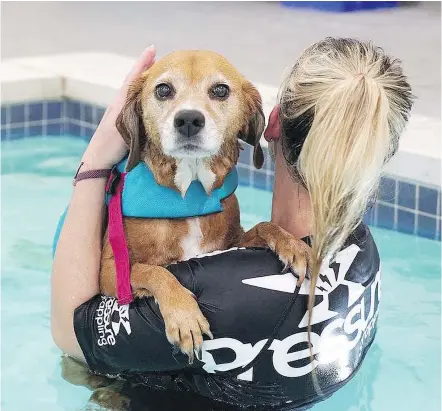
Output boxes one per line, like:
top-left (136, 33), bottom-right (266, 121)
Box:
top-left (155, 83), bottom-right (174, 100)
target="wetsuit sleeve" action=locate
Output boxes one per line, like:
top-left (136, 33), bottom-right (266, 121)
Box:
top-left (73, 247), bottom-right (286, 376)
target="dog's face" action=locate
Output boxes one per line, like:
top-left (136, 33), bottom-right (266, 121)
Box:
top-left (117, 50), bottom-right (265, 175)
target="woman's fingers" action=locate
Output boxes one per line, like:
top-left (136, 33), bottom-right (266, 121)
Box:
top-left (122, 45), bottom-right (156, 92)
top-left (136, 45), bottom-right (156, 74)
top-left (111, 45), bottom-right (156, 114)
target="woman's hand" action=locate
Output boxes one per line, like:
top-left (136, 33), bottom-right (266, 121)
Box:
top-left (81, 45), bottom-right (156, 169)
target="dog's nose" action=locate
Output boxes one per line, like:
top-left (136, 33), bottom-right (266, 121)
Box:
top-left (174, 110), bottom-right (205, 137)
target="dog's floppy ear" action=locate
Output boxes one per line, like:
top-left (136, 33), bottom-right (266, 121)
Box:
top-left (239, 82), bottom-right (265, 169)
top-left (116, 77), bottom-right (146, 172)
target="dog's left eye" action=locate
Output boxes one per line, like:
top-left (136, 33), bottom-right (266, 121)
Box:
top-left (210, 84), bottom-right (230, 100)
top-left (155, 83), bottom-right (174, 100)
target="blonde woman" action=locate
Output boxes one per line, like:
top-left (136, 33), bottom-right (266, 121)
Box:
top-left (52, 38), bottom-right (413, 410)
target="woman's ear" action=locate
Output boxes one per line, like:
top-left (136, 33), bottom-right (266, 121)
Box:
top-left (240, 82), bottom-right (265, 169)
top-left (116, 77), bottom-right (145, 172)
top-left (264, 104), bottom-right (281, 142)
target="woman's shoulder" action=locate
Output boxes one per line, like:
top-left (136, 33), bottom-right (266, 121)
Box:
top-left (342, 222), bottom-right (380, 286)
top-left (173, 222), bottom-right (380, 289)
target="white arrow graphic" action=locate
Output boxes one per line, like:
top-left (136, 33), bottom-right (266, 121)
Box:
top-left (242, 244), bottom-right (365, 327)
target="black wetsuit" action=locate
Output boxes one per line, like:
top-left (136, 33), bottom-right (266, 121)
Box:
top-left (74, 223), bottom-right (380, 410)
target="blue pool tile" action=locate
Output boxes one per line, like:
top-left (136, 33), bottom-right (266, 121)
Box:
top-left (64, 122), bottom-right (72, 135)
top-left (71, 123), bottom-right (81, 137)
top-left (263, 148), bottom-right (275, 172)
top-left (66, 122), bottom-right (81, 137)
top-left (28, 102), bottom-right (43, 122)
top-left (81, 102), bottom-right (88, 122)
top-left (418, 186), bottom-right (438, 215)
top-left (87, 126), bottom-right (96, 139)
top-left (8, 126), bottom-right (25, 140)
top-left (66, 101), bottom-right (81, 121)
top-left (29, 125), bottom-right (43, 137)
top-left (75, 102), bottom-right (83, 121)
top-left (252, 170), bottom-right (268, 191)
top-left (23, 125), bottom-right (30, 138)
top-left (376, 204), bottom-right (395, 230)
top-left (96, 107), bottom-right (106, 124)
top-left (10, 104), bottom-right (25, 124)
top-left (81, 125), bottom-right (95, 141)
top-left (397, 209), bottom-right (415, 235)
top-left (417, 215), bottom-right (437, 239)
top-left (363, 206), bottom-right (376, 226)
top-left (1, 128), bottom-right (7, 140)
top-left (379, 177), bottom-right (396, 204)
top-left (62, 101), bottom-right (69, 120)
top-left (436, 219), bottom-right (441, 241)
top-left (267, 174), bottom-right (274, 191)
top-left (397, 181), bottom-right (416, 210)
top-left (84, 104), bottom-right (94, 124)
top-left (59, 121), bottom-right (67, 135)
top-left (237, 166), bottom-right (252, 186)
top-left (47, 101), bottom-right (63, 120)
top-left (46, 123), bottom-right (62, 136)
top-left (1, 107), bottom-right (7, 125)
top-left (239, 144), bottom-right (252, 166)
top-left (437, 219), bottom-right (441, 240)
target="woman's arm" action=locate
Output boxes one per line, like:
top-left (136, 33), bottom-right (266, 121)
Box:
top-left (51, 177), bottom-right (107, 360)
top-left (50, 46), bottom-right (156, 359)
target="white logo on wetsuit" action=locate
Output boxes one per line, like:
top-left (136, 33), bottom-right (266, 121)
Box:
top-left (94, 296), bottom-right (131, 346)
top-left (200, 244), bottom-right (381, 381)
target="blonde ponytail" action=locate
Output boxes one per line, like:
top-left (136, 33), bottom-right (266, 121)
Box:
top-left (300, 73), bottom-right (391, 320)
top-left (279, 38), bottom-right (413, 376)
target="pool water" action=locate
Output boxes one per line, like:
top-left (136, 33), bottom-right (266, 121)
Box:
top-left (1, 137), bottom-right (441, 411)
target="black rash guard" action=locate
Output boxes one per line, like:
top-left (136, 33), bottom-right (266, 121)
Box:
top-left (74, 223), bottom-right (381, 410)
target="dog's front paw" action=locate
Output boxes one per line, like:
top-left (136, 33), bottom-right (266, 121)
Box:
top-left (247, 222), bottom-right (312, 285)
top-left (159, 288), bottom-right (212, 364)
top-left (273, 235), bottom-right (312, 284)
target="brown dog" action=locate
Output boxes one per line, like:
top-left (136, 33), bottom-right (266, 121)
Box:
top-left (99, 50), bottom-right (311, 362)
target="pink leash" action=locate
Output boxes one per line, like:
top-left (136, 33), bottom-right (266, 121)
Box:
top-left (106, 170), bottom-right (133, 305)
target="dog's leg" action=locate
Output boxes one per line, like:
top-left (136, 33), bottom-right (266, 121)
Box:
top-left (61, 350), bottom-right (128, 410)
top-left (88, 380), bottom-right (129, 411)
top-left (131, 263), bottom-right (212, 363)
top-left (241, 237), bottom-right (268, 248)
top-left (241, 222), bottom-right (312, 284)
top-left (101, 253), bottom-right (212, 363)
top-left (61, 355), bottom-right (113, 390)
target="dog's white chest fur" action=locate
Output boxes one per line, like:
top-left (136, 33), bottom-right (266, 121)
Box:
top-left (181, 218), bottom-right (204, 260)
top-left (175, 159), bottom-right (216, 260)
top-left (174, 158), bottom-right (216, 197)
